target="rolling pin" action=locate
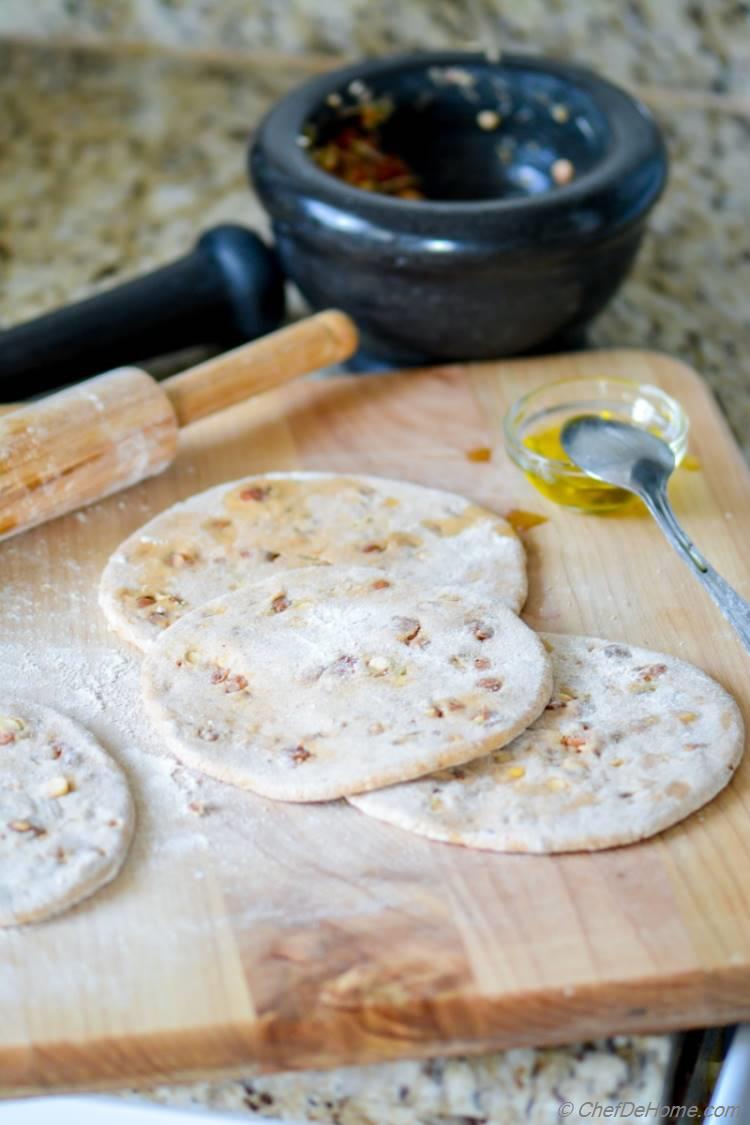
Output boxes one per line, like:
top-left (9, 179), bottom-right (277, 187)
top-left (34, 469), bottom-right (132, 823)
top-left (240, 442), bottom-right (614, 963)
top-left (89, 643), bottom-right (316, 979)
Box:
top-left (0, 310), bottom-right (358, 543)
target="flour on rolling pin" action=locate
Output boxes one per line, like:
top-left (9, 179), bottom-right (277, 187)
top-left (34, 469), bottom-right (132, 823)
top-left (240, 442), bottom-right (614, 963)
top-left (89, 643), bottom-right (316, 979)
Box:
top-left (0, 312), bottom-right (358, 543)
top-left (0, 368), bottom-right (177, 540)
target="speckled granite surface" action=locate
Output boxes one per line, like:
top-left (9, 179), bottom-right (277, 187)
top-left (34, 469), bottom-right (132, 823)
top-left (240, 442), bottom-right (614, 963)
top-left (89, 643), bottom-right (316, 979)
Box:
top-left (126, 1037), bottom-right (673, 1123)
top-left (1, 41), bottom-right (748, 453)
top-left (1, 0), bottom-right (748, 96)
top-left (0, 27), bottom-right (745, 1119)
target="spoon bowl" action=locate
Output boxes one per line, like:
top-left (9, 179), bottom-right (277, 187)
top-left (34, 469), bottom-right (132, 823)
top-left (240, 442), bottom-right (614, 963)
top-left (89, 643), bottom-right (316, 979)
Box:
top-left (561, 414), bottom-right (676, 495)
top-left (561, 414), bottom-right (750, 653)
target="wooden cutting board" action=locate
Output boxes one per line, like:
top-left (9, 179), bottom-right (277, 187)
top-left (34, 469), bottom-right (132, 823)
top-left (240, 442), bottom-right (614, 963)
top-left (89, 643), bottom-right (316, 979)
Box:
top-left (2, 349), bottom-right (750, 1096)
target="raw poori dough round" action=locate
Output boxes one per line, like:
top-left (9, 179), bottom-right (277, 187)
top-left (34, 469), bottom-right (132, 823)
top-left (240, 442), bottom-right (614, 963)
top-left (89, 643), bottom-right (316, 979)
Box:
top-left (99, 472), bottom-right (527, 651)
top-left (0, 701), bottom-right (135, 926)
top-left (349, 633), bottom-right (744, 853)
top-left (141, 566), bottom-right (552, 802)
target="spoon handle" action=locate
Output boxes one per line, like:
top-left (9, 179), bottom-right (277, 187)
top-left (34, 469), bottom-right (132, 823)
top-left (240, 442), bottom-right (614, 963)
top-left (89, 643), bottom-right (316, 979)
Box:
top-left (642, 487), bottom-right (750, 654)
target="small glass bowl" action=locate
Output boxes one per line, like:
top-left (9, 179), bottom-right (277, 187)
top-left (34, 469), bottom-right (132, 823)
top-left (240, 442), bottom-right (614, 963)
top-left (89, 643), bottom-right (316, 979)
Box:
top-left (503, 376), bottom-right (689, 512)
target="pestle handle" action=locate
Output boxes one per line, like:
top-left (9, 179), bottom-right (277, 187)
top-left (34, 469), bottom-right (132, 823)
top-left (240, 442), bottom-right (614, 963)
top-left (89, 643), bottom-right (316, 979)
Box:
top-left (0, 226), bottom-right (286, 397)
top-left (163, 310), bottom-right (359, 427)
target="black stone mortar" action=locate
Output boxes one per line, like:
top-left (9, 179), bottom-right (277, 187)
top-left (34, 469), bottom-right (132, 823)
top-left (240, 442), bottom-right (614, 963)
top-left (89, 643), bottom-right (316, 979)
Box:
top-left (250, 50), bottom-right (668, 366)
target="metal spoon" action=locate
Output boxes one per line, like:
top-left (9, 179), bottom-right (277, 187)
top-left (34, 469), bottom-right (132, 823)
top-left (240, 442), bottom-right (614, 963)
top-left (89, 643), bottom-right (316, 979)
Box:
top-left (561, 415), bottom-right (750, 653)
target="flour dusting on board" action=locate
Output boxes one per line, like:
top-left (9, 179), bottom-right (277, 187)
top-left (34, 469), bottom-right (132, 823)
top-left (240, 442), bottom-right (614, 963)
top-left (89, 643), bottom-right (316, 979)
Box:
top-left (0, 641), bottom-right (414, 1016)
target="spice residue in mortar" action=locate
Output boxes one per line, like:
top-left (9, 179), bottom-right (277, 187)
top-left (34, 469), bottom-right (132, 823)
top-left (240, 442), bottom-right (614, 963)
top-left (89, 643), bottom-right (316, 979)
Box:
top-left (303, 68), bottom-right (579, 201)
top-left (308, 100), bottom-right (424, 199)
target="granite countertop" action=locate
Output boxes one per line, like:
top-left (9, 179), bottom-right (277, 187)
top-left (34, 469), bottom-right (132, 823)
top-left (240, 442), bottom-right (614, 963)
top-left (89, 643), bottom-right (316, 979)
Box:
top-left (0, 39), bottom-right (748, 450)
top-left (126, 1037), bottom-right (673, 1123)
top-left (0, 32), bottom-right (745, 1121)
top-left (1, 0), bottom-right (748, 98)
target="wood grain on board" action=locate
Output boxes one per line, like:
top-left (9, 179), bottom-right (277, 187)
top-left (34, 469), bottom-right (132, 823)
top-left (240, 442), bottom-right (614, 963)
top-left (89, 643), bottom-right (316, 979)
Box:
top-left (1, 349), bottom-right (750, 1094)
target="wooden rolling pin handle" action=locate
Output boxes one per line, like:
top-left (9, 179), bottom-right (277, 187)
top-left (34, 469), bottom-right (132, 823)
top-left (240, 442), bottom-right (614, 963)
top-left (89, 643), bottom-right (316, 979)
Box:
top-left (162, 310), bottom-right (359, 428)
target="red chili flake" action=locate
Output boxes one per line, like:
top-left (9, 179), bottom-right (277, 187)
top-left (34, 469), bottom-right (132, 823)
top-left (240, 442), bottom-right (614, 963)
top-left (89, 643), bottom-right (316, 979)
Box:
top-left (394, 616), bottom-right (421, 645)
top-left (466, 446), bottom-right (492, 463)
top-left (474, 657), bottom-right (491, 669)
top-left (0, 732), bottom-right (16, 746)
top-left (224, 674), bottom-right (248, 694)
top-left (136, 595), bottom-right (156, 608)
top-left (310, 105), bottom-right (424, 200)
top-left (330, 654), bottom-right (357, 675)
top-left (478, 677), bottom-right (503, 692)
top-left (471, 622), bottom-right (494, 641)
top-left (271, 594), bottom-right (290, 613)
top-left (361, 542), bottom-right (386, 553)
top-left (289, 745), bottom-right (312, 764)
top-left (239, 486), bottom-right (270, 502)
top-left (371, 578), bottom-right (391, 590)
top-left (561, 734), bottom-right (587, 750)
top-left (210, 667), bottom-right (229, 685)
top-left (637, 663), bottom-right (667, 682)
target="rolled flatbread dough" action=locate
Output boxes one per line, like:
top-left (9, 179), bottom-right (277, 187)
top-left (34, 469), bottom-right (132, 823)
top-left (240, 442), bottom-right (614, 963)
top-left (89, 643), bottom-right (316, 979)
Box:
top-left (349, 633), bottom-right (744, 853)
top-left (0, 701), bottom-right (135, 925)
top-left (141, 566), bottom-right (552, 802)
top-left (99, 472), bottom-right (527, 651)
